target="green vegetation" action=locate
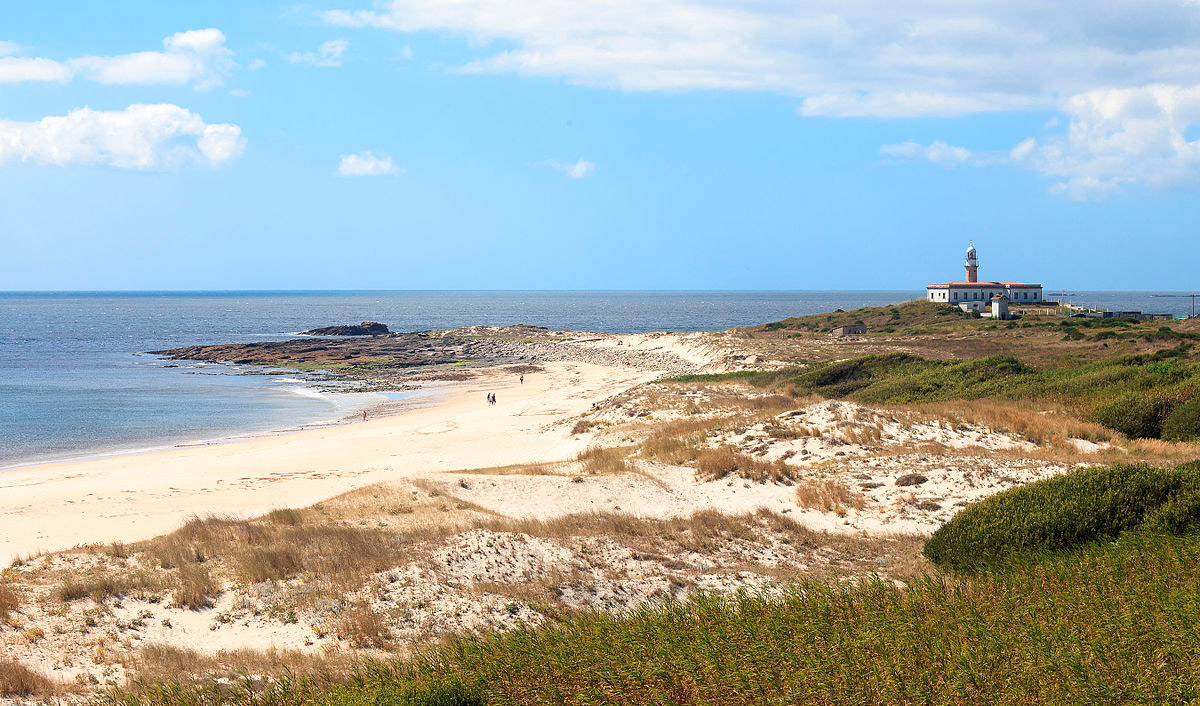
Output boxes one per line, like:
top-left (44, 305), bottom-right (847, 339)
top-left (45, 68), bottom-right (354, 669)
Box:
top-left (760, 299), bottom-right (977, 333)
top-left (925, 462), bottom-right (1200, 570)
top-left (750, 346), bottom-right (1200, 440)
top-left (106, 529), bottom-right (1200, 706)
top-left (1164, 398), bottom-right (1200, 442)
top-left (662, 370), bottom-right (763, 383)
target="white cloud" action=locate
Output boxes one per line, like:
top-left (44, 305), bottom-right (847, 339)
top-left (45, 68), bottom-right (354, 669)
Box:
top-left (336, 151), bottom-right (398, 176)
top-left (0, 57), bottom-right (72, 83)
top-left (880, 141), bottom-right (973, 166)
top-left (247, 58), bottom-right (266, 71)
top-left (0, 104), bottom-right (245, 170)
top-left (0, 41), bottom-right (21, 56)
top-left (540, 158), bottom-right (594, 179)
top-left (321, 1), bottom-right (1200, 114)
top-left (289, 40), bottom-right (348, 68)
top-left (321, 0), bottom-right (1200, 194)
top-left (0, 29), bottom-right (234, 88)
top-left (882, 84), bottom-right (1200, 199)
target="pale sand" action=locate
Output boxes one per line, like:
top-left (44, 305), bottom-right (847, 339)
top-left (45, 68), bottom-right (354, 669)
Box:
top-left (0, 358), bottom-right (659, 567)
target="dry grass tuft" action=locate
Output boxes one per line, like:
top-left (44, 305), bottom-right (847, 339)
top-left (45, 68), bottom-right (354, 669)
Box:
top-left (0, 580), bottom-right (18, 621)
top-left (120, 644), bottom-right (353, 692)
top-left (795, 479), bottom-right (867, 513)
top-left (56, 572), bottom-right (163, 603)
top-left (577, 445), bottom-right (630, 475)
top-left (266, 508), bottom-right (304, 525)
top-left (337, 600), bottom-right (392, 649)
top-left (239, 547), bottom-right (303, 583)
top-left (0, 659), bottom-right (54, 697)
top-left (172, 564), bottom-right (218, 609)
top-left (571, 418), bottom-right (600, 435)
top-left (694, 446), bottom-right (794, 483)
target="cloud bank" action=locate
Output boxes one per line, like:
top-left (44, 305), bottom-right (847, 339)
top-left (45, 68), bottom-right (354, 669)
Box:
top-left (0, 29), bottom-right (234, 89)
top-left (882, 84), bottom-right (1200, 199)
top-left (322, 0), bottom-right (1200, 196)
top-left (0, 104), bottom-right (245, 170)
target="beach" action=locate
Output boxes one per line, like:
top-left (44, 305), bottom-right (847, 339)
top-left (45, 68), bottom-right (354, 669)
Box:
top-left (0, 358), bottom-right (663, 567)
top-left (0, 324), bottom-right (733, 567)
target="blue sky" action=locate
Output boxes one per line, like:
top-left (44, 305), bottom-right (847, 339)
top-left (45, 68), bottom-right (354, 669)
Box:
top-left (1, 1), bottom-right (1198, 290)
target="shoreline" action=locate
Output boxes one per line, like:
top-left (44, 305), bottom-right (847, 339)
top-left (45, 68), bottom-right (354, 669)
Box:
top-left (0, 356), bottom-right (670, 567)
top-left (0, 383), bottom-right (441, 474)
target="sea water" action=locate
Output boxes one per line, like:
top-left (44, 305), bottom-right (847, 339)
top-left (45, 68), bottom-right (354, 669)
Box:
top-left (1, 290), bottom-right (1192, 468)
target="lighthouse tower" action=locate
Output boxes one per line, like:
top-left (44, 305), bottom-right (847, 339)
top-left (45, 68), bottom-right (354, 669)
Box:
top-left (964, 242), bottom-right (979, 283)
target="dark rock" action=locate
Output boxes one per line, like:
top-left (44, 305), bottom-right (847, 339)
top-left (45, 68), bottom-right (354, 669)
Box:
top-left (895, 473), bottom-right (929, 487)
top-left (302, 321), bottom-right (390, 336)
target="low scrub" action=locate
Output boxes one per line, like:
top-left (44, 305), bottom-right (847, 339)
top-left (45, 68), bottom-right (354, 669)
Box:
top-left (925, 461), bottom-right (1200, 570)
top-left (105, 532), bottom-right (1200, 706)
top-left (1163, 398), bottom-right (1200, 442)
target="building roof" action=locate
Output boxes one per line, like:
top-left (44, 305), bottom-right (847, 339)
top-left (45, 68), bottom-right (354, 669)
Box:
top-left (926, 281), bottom-right (1041, 287)
top-left (991, 294), bottom-right (1008, 301)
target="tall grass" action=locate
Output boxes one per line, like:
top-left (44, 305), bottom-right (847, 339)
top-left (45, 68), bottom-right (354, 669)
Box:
top-left (104, 532), bottom-right (1200, 706)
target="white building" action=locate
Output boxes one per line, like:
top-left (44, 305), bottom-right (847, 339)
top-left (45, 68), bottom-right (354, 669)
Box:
top-left (926, 243), bottom-right (1042, 313)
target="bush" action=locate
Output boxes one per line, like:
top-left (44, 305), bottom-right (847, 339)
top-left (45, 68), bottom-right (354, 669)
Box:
top-left (1088, 392), bottom-right (1175, 439)
top-left (924, 463), bottom-right (1200, 570)
top-left (1162, 397), bottom-right (1200, 442)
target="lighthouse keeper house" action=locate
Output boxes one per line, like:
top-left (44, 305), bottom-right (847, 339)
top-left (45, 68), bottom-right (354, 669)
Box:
top-left (925, 244), bottom-right (1042, 316)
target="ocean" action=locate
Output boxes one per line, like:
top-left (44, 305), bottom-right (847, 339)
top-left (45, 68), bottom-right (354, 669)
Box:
top-left (0, 290), bottom-right (1192, 468)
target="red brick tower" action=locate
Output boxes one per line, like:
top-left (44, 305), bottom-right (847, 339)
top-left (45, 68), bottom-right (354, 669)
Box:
top-left (965, 242), bottom-right (978, 283)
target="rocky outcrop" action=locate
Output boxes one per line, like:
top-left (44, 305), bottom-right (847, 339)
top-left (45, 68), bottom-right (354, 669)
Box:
top-left (302, 321), bottom-right (390, 336)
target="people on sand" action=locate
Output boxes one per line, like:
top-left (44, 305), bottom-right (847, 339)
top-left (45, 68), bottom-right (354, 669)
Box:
top-left (520, 374), bottom-right (524, 384)
top-left (362, 410), bottom-right (367, 421)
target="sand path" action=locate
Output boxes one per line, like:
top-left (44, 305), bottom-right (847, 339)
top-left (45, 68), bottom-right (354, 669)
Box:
top-left (0, 360), bottom-right (656, 566)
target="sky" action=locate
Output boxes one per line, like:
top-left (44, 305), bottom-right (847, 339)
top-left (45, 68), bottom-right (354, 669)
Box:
top-left (1, 1), bottom-right (1198, 291)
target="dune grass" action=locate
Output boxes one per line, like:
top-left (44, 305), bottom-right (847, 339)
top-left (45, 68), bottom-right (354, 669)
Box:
top-left (100, 528), bottom-right (1200, 706)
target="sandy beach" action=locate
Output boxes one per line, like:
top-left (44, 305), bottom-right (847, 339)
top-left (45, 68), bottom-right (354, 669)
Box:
top-left (0, 357), bottom-right (659, 567)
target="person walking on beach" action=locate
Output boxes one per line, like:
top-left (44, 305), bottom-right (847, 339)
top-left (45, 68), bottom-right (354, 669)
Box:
top-left (520, 374), bottom-right (524, 384)
top-left (362, 410), bottom-right (367, 422)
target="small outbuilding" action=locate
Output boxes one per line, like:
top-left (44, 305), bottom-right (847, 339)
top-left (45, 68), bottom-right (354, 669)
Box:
top-left (831, 325), bottom-right (867, 338)
top-left (990, 294), bottom-right (1010, 320)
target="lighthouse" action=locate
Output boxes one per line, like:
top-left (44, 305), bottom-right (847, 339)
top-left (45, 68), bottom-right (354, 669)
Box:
top-left (965, 242), bottom-right (978, 283)
top-left (926, 243), bottom-right (1043, 310)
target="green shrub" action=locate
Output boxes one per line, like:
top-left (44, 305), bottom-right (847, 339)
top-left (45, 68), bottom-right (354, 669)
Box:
top-left (1087, 392), bottom-right (1174, 439)
top-left (1162, 398), bottom-right (1200, 442)
top-left (924, 463), bottom-right (1200, 570)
